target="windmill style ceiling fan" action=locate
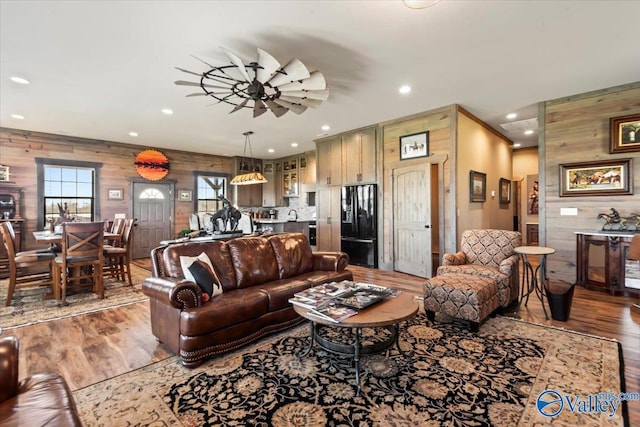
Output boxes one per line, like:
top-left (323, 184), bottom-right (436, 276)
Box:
top-left (175, 47), bottom-right (329, 118)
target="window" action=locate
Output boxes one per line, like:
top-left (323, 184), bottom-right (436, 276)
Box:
top-left (139, 188), bottom-right (165, 199)
top-left (196, 174), bottom-right (227, 220)
top-left (36, 158), bottom-right (102, 227)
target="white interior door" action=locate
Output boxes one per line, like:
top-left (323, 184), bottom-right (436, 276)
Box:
top-left (132, 182), bottom-right (173, 259)
top-left (393, 165), bottom-right (432, 278)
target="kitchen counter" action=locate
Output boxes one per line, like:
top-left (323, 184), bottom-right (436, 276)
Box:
top-left (255, 219), bottom-right (310, 236)
top-left (254, 219), bottom-right (312, 223)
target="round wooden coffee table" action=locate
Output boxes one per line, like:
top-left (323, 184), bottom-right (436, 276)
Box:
top-left (293, 291), bottom-right (418, 394)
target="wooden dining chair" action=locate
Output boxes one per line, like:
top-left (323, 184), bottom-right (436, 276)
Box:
top-left (630, 235), bottom-right (640, 315)
top-left (103, 218), bottom-right (136, 285)
top-left (0, 222), bottom-right (56, 306)
top-left (54, 222), bottom-right (104, 305)
top-left (105, 217), bottom-right (125, 247)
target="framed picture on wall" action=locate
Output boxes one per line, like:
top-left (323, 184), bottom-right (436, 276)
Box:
top-left (178, 190), bottom-right (193, 201)
top-left (527, 174), bottom-right (539, 215)
top-left (499, 178), bottom-right (511, 204)
top-left (470, 170), bottom-right (486, 202)
top-left (399, 131), bottom-right (429, 160)
top-left (107, 189), bottom-right (123, 200)
top-left (559, 158), bottom-right (633, 197)
top-left (610, 113), bottom-right (640, 154)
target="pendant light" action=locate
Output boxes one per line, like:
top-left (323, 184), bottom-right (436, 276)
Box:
top-left (230, 131), bottom-right (268, 185)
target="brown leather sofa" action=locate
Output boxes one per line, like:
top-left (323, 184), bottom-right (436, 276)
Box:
top-left (0, 336), bottom-right (82, 427)
top-left (143, 233), bottom-right (352, 367)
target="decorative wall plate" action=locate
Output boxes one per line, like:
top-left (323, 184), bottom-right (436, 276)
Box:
top-left (134, 149), bottom-right (170, 181)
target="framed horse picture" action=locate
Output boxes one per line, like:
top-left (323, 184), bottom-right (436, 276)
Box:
top-left (559, 158), bottom-right (633, 197)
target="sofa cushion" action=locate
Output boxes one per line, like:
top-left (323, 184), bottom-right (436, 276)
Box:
top-left (180, 288), bottom-right (269, 335)
top-left (164, 242), bottom-right (237, 291)
top-left (227, 236), bottom-right (279, 288)
top-left (268, 233), bottom-right (314, 279)
top-left (257, 277), bottom-right (312, 311)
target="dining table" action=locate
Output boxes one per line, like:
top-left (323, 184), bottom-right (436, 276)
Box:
top-left (33, 230), bottom-right (121, 246)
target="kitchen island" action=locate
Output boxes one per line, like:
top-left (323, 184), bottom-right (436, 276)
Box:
top-left (255, 219), bottom-right (310, 237)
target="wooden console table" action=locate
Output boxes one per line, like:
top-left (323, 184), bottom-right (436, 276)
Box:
top-left (575, 231), bottom-right (639, 296)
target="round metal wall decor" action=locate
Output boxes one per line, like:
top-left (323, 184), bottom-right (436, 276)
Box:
top-left (134, 149), bottom-right (170, 181)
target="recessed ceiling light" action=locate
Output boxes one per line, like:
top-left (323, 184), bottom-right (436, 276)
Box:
top-left (129, 131), bottom-right (139, 137)
top-left (524, 129), bottom-right (534, 135)
top-left (399, 85), bottom-right (411, 94)
top-left (291, 142), bottom-right (299, 147)
top-left (10, 76), bottom-right (30, 85)
top-left (513, 143), bottom-right (521, 148)
top-left (321, 125), bottom-right (330, 131)
top-left (11, 114), bottom-right (24, 120)
top-left (268, 148), bottom-right (275, 153)
top-left (161, 108), bottom-right (173, 115)
top-left (506, 113), bottom-right (517, 120)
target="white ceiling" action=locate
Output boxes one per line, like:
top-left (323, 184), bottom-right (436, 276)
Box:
top-left (1, 1), bottom-right (639, 158)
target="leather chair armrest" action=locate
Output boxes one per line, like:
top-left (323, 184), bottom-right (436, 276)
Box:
top-left (142, 277), bottom-right (203, 310)
top-left (499, 254), bottom-right (520, 276)
top-left (312, 252), bottom-right (350, 272)
top-left (0, 336), bottom-right (19, 402)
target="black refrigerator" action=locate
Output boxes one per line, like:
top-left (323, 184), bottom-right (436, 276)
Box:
top-left (341, 184), bottom-right (378, 268)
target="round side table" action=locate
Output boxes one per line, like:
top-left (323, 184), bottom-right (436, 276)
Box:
top-left (514, 246), bottom-right (555, 319)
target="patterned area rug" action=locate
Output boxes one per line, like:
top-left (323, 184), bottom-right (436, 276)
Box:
top-left (74, 314), bottom-right (627, 426)
top-left (0, 264), bottom-right (149, 329)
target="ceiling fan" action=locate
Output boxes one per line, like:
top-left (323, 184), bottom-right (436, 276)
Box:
top-left (175, 47), bottom-right (329, 118)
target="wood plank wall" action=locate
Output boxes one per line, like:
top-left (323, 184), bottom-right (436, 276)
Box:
top-left (543, 82), bottom-right (640, 284)
top-left (0, 127), bottom-right (234, 250)
top-left (380, 106), bottom-right (454, 268)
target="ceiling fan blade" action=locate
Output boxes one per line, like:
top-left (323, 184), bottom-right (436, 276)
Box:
top-left (175, 67), bottom-right (204, 77)
top-left (175, 80), bottom-right (230, 90)
top-left (253, 99), bottom-right (268, 118)
top-left (279, 95), bottom-right (323, 108)
top-left (273, 98), bottom-right (308, 115)
top-left (265, 99), bottom-right (288, 118)
top-left (267, 58), bottom-right (310, 88)
top-left (220, 47), bottom-right (251, 82)
top-left (256, 48), bottom-right (281, 83)
top-left (279, 89), bottom-right (329, 101)
top-left (277, 70), bottom-right (327, 91)
top-left (230, 98), bottom-right (250, 113)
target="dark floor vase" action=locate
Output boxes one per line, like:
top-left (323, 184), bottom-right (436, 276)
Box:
top-left (546, 283), bottom-right (575, 322)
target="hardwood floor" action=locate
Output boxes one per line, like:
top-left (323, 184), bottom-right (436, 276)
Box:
top-left (3, 261), bottom-right (639, 425)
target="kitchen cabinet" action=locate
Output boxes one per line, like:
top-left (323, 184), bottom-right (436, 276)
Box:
top-left (316, 137), bottom-right (342, 187)
top-left (317, 187), bottom-right (341, 252)
top-left (262, 161), bottom-right (276, 207)
top-left (343, 126), bottom-right (376, 185)
top-left (575, 231), bottom-right (639, 295)
top-left (234, 157), bottom-right (263, 207)
top-left (282, 156), bottom-right (299, 197)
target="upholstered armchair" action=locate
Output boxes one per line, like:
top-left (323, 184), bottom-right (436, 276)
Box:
top-left (437, 229), bottom-right (521, 307)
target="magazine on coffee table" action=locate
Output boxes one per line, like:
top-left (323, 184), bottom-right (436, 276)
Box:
top-left (336, 288), bottom-right (392, 310)
top-left (308, 281), bottom-right (356, 297)
top-left (288, 294), bottom-right (333, 310)
top-left (307, 304), bottom-right (358, 323)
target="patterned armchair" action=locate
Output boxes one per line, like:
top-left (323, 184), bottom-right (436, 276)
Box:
top-left (437, 229), bottom-right (521, 307)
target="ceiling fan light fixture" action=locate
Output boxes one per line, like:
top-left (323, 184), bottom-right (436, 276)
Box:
top-left (176, 47), bottom-right (328, 118)
top-left (231, 131), bottom-right (268, 186)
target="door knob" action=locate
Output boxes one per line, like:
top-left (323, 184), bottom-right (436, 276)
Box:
top-left (425, 225), bottom-right (430, 228)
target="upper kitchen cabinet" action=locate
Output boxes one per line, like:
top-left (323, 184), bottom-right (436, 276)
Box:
top-left (299, 150), bottom-right (316, 193)
top-left (262, 161), bottom-right (276, 207)
top-left (233, 157), bottom-right (263, 207)
top-left (343, 126), bottom-right (376, 185)
top-left (316, 137), bottom-right (342, 187)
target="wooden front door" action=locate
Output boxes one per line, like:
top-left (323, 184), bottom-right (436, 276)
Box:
top-left (393, 165), bottom-right (432, 278)
top-left (132, 182), bottom-right (173, 259)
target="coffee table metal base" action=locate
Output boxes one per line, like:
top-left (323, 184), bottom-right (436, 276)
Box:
top-left (299, 322), bottom-right (401, 395)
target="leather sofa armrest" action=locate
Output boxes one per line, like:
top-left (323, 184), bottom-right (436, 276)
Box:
top-left (499, 254), bottom-right (519, 276)
top-left (143, 277), bottom-right (203, 310)
top-left (0, 336), bottom-right (19, 402)
top-left (312, 252), bottom-right (349, 272)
